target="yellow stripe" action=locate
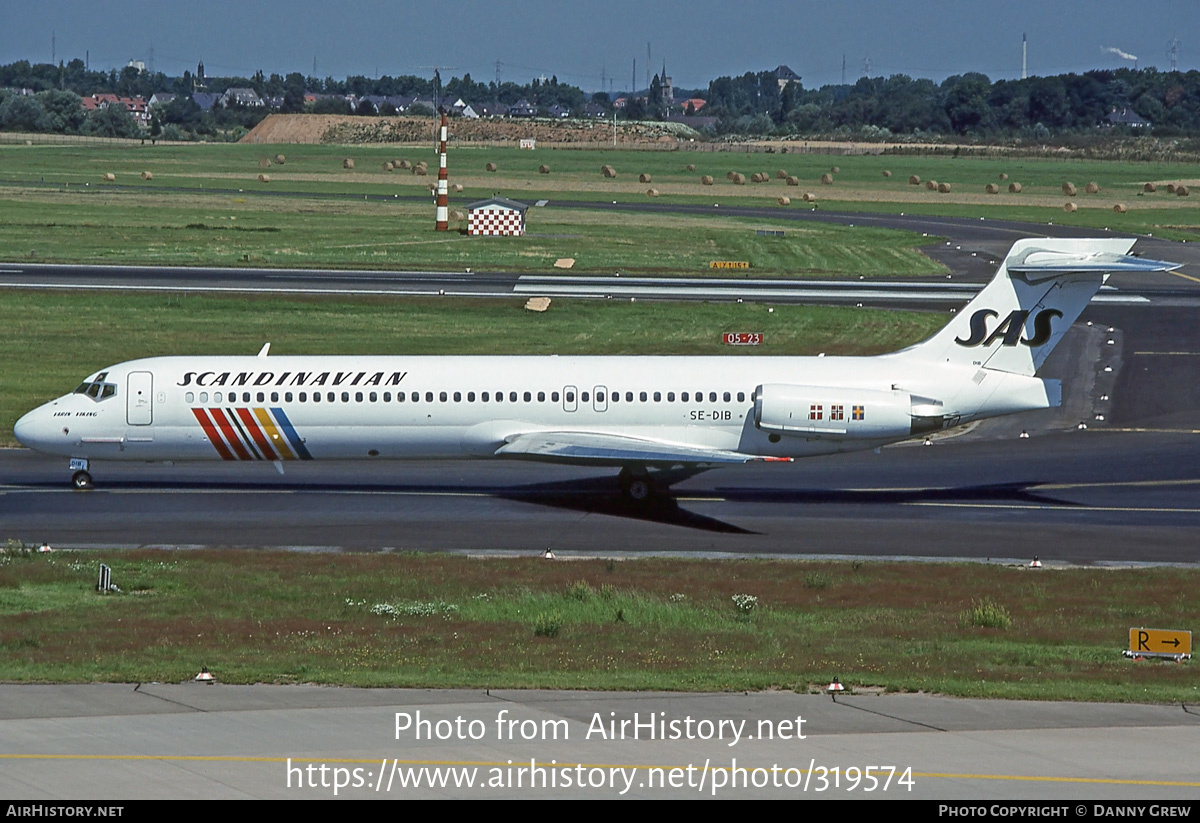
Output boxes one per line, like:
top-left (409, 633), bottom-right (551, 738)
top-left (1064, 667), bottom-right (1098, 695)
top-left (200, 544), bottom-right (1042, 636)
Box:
top-left (1169, 269), bottom-right (1200, 285)
top-left (1, 754), bottom-right (1198, 787)
top-left (254, 407), bottom-right (295, 459)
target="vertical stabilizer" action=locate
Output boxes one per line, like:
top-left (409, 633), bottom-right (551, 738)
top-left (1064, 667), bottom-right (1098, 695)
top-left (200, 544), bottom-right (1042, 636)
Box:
top-left (898, 238), bottom-right (1176, 375)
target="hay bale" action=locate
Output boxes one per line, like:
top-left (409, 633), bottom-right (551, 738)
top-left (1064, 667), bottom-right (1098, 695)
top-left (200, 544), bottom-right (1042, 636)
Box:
top-left (938, 182), bottom-right (952, 193)
top-left (830, 166), bottom-right (840, 173)
top-left (553, 258), bottom-right (575, 269)
top-left (449, 209), bottom-right (466, 221)
top-left (639, 172), bottom-right (652, 183)
top-left (1085, 181), bottom-right (1100, 194)
top-left (538, 164), bottom-right (550, 174)
top-left (601, 164), bottom-right (617, 178)
top-left (383, 161), bottom-right (394, 171)
top-left (1063, 201), bottom-right (1078, 212)
top-left (103, 173), bottom-right (115, 182)
top-left (1143, 182), bottom-right (1157, 193)
top-left (908, 175), bottom-right (921, 185)
top-left (1166, 183), bottom-right (1177, 193)
top-left (413, 165), bottom-right (427, 176)
top-left (985, 183), bottom-right (999, 194)
top-left (726, 171), bottom-right (737, 180)
top-left (646, 188), bottom-right (659, 197)
top-left (999, 173), bottom-right (1008, 180)
top-left (820, 172), bottom-right (833, 185)
top-left (273, 154), bottom-right (286, 165)
top-left (925, 180), bottom-right (938, 190)
top-left (452, 183), bottom-right (463, 193)
top-left (882, 170), bottom-right (892, 177)
top-left (731, 173), bottom-right (746, 185)
top-left (1062, 182), bottom-right (1077, 196)
top-left (700, 175), bottom-right (714, 185)
top-left (777, 196), bottom-right (791, 206)
top-left (398, 159), bottom-right (411, 169)
top-left (785, 176), bottom-right (800, 186)
top-left (1113, 203), bottom-right (1127, 213)
top-left (1177, 185), bottom-right (1190, 197)
top-left (258, 158), bottom-right (271, 168)
top-left (524, 297), bottom-right (552, 312)
top-left (1008, 182), bottom-right (1022, 193)
top-left (777, 170), bottom-right (789, 179)
top-left (686, 164), bottom-right (695, 172)
top-left (485, 162), bottom-right (497, 172)
top-left (802, 192), bottom-right (816, 202)
top-left (140, 171), bottom-right (153, 180)
top-left (343, 158), bottom-right (355, 169)
top-left (257, 173), bottom-right (270, 183)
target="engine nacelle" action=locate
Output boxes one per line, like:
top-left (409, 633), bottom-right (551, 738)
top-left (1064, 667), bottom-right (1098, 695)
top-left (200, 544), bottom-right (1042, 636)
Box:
top-left (754, 384), bottom-right (954, 440)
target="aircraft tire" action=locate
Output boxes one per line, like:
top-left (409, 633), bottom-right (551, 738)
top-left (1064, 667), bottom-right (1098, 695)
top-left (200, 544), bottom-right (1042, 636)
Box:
top-left (72, 470), bottom-right (94, 490)
top-left (625, 478), bottom-right (652, 502)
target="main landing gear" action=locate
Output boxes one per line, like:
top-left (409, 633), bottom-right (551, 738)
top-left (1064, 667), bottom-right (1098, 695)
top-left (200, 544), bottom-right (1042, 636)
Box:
top-left (69, 458), bottom-right (93, 490)
top-left (618, 467), bottom-right (656, 503)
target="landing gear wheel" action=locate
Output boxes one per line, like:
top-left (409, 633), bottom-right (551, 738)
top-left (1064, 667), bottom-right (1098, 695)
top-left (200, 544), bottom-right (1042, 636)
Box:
top-left (626, 478), bottom-right (651, 501)
top-left (618, 467), bottom-right (655, 503)
top-left (72, 470), bottom-right (93, 490)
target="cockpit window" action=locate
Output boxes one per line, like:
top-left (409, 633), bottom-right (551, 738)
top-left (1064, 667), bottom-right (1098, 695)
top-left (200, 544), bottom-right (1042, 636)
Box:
top-left (74, 373), bottom-right (118, 402)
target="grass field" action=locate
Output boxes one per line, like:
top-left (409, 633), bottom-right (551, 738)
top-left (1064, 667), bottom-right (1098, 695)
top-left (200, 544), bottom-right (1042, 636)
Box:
top-left (1, 547), bottom-right (1196, 701)
top-left (0, 290), bottom-right (946, 444)
top-left (0, 142), bottom-right (1196, 270)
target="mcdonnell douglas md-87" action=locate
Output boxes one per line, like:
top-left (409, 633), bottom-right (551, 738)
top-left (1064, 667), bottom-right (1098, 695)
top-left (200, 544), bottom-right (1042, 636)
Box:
top-left (14, 238), bottom-right (1180, 500)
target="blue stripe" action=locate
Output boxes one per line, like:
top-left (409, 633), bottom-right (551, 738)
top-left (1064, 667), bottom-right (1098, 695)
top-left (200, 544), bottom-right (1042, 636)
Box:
top-left (271, 408), bottom-right (313, 460)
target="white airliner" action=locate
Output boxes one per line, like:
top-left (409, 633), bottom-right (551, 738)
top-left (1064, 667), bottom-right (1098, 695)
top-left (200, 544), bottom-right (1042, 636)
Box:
top-left (13, 238), bottom-right (1179, 500)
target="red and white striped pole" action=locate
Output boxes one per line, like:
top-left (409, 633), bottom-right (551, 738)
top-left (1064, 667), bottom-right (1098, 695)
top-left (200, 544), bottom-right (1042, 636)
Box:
top-left (435, 108), bottom-right (449, 231)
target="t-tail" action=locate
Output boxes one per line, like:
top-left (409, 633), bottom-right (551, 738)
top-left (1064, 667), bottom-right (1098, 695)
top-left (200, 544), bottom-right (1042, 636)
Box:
top-left (900, 238), bottom-right (1179, 376)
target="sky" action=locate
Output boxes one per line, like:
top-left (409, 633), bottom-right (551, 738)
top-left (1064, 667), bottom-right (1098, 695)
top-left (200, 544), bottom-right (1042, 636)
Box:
top-left (1, 1), bottom-right (1196, 92)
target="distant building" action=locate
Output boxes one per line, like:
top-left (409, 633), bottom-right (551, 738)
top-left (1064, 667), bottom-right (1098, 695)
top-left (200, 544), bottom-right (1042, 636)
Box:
top-left (775, 65), bottom-right (802, 90)
top-left (80, 94), bottom-right (150, 126)
top-left (467, 197), bottom-right (528, 236)
top-left (508, 99), bottom-right (537, 117)
top-left (1106, 107), bottom-right (1149, 128)
top-left (220, 87), bottom-right (264, 108)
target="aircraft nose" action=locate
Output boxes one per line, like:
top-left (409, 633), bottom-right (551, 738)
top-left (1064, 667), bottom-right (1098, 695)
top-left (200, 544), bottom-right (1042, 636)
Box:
top-left (13, 409), bottom-right (37, 448)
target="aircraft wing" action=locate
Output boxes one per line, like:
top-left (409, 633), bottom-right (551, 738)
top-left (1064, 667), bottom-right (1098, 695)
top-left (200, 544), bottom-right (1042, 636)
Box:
top-left (495, 431), bottom-right (793, 467)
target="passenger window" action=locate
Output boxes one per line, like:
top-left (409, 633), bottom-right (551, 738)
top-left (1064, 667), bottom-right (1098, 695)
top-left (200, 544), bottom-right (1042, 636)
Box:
top-left (383, 392), bottom-right (391, 402)
top-left (411, 392), bottom-right (418, 402)
top-left (709, 392), bottom-right (717, 402)
top-left (468, 392), bottom-right (475, 402)
top-left (439, 392), bottom-right (447, 402)
top-left (566, 391), bottom-right (575, 402)
top-left (509, 392), bottom-right (518, 402)
top-left (496, 392), bottom-right (504, 403)
top-left (667, 392), bottom-right (675, 402)
top-left (186, 392), bottom-right (195, 403)
top-left (299, 392), bottom-right (307, 402)
top-left (369, 392), bottom-right (377, 402)
top-left (626, 392), bottom-right (633, 402)
top-left (723, 392), bottom-right (731, 402)
top-left (523, 391), bottom-right (531, 402)
top-left (482, 392), bottom-right (489, 402)
top-left (454, 392), bottom-right (461, 402)
top-left (597, 391), bottom-right (605, 402)
top-left (737, 392), bottom-right (745, 403)
top-left (582, 392), bottom-right (590, 402)
top-left (653, 392), bottom-right (661, 402)
top-left (313, 393), bottom-right (321, 403)
top-left (425, 392), bottom-right (433, 403)
top-left (327, 392), bottom-right (335, 402)
top-left (610, 393), bottom-right (618, 403)
top-left (272, 392), bottom-right (279, 402)
top-left (355, 392), bottom-right (363, 402)
top-left (199, 392), bottom-right (209, 403)
top-left (682, 392), bottom-right (689, 402)
top-left (639, 392), bottom-right (647, 402)
top-left (255, 392), bottom-right (263, 402)
top-left (552, 391), bottom-right (560, 402)
top-left (538, 391), bottom-right (545, 402)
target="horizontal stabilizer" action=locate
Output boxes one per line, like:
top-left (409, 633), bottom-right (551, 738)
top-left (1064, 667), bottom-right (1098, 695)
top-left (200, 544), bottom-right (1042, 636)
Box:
top-left (497, 431), bottom-right (792, 467)
top-left (1009, 249), bottom-right (1181, 281)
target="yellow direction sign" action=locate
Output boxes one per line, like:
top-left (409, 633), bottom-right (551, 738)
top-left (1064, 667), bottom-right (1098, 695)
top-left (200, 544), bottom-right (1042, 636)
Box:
top-left (1128, 628), bottom-right (1191, 657)
top-left (709, 261), bottom-right (750, 269)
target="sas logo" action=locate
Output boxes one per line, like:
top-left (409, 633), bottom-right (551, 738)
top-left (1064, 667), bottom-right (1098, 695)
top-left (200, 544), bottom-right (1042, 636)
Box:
top-left (954, 309), bottom-right (1063, 348)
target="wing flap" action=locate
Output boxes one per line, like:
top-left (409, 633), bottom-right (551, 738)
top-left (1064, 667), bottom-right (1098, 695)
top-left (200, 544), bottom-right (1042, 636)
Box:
top-left (496, 431), bottom-right (791, 467)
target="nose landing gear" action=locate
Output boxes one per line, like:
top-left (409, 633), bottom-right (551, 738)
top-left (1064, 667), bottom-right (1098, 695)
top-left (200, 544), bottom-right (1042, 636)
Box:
top-left (68, 458), bottom-right (93, 490)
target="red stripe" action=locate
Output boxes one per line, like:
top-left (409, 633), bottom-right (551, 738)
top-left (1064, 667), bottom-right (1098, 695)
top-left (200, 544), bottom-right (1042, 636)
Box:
top-left (236, 407), bottom-right (278, 460)
top-left (191, 408), bottom-right (235, 460)
top-left (210, 408), bottom-right (254, 460)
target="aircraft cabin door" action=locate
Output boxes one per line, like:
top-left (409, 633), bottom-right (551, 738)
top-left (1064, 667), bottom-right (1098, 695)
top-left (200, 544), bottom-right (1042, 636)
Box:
top-left (593, 385), bottom-right (608, 413)
top-left (563, 385), bottom-right (578, 413)
top-left (127, 371), bottom-right (153, 425)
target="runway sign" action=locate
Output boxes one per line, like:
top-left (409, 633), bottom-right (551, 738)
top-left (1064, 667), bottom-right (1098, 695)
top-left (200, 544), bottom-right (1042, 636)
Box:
top-left (1127, 628), bottom-right (1191, 658)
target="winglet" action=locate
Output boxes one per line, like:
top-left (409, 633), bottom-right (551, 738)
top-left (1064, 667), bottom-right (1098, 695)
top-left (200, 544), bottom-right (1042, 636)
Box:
top-left (257, 343), bottom-right (271, 358)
